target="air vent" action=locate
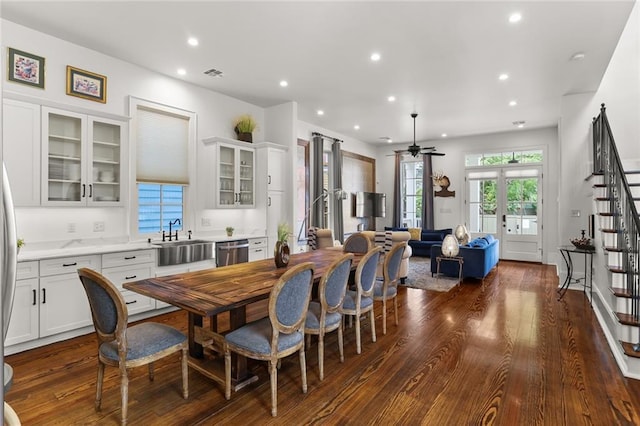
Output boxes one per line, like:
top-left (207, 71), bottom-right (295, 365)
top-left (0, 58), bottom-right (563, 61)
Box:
top-left (203, 68), bottom-right (224, 77)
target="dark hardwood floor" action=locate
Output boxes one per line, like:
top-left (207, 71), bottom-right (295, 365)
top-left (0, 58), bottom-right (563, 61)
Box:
top-left (6, 261), bottom-right (640, 425)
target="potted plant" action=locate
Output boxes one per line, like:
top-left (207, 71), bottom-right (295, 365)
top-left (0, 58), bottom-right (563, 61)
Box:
top-left (274, 222), bottom-right (291, 268)
top-left (225, 226), bottom-right (234, 237)
top-left (17, 238), bottom-right (24, 254)
top-left (233, 114), bottom-right (257, 143)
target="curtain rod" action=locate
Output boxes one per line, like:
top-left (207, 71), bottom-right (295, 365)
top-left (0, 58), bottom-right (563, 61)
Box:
top-left (312, 132), bottom-right (342, 143)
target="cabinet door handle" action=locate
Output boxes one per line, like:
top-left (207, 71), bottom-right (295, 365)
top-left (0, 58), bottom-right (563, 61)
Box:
top-left (88, 184), bottom-right (93, 198)
top-left (62, 262), bottom-right (77, 267)
top-left (32, 289), bottom-right (37, 306)
top-left (268, 196), bottom-right (271, 206)
top-left (126, 300), bottom-right (137, 305)
top-left (255, 249), bottom-right (263, 252)
top-left (124, 256), bottom-right (136, 260)
top-left (268, 175), bottom-right (271, 184)
top-left (81, 184), bottom-right (86, 198)
top-left (42, 288), bottom-right (46, 304)
top-left (125, 275), bottom-right (137, 280)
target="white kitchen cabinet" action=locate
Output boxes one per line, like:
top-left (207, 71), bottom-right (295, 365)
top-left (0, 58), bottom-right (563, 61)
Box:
top-left (256, 143), bottom-right (289, 252)
top-left (5, 261), bottom-right (39, 346)
top-left (38, 254), bottom-right (100, 337)
top-left (41, 107), bottom-right (125, 206)
top-left (2, 99), bottom-right (41, 206)
top-left (101, 249), bottom-right (156, 316)
top-left (248, 237), bottom-right (268, 261)
top-left (203, 137), bottom-right (255, 208)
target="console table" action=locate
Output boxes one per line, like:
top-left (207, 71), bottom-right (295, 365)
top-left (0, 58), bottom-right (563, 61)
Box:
top-left (558, 245), bottom-right (594, 303)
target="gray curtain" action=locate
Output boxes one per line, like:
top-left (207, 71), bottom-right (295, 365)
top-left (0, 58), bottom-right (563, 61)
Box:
top-left (393, 151), bottom-right (402, 228)
top-left (332, 140), bottom-right (344, 243)
top-left (422, 154), bottom-right (434, 229)
top-left (311, 134), bottom-right (325, 229)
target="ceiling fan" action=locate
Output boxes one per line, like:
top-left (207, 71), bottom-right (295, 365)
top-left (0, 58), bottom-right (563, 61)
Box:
top-left (396, 113), bottom-right (445, 157)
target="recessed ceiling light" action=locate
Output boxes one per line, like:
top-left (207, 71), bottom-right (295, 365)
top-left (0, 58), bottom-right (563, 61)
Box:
top-left (279, 80), bottom-right (288, 87)
top-left (354, 125), bottom-right (360, 130)
top-left (509, 100), bottom-right (518, 107)
top-left (317, 110), bottom-right (324, 116)
top-left (370, 52), bottom-right (381, 61)
top-left (387, 96), bottom-right (396, 102)
top-left (187, 37), bottom-right (199, 46)
top-left (570, 52), bottom-right (586, 61)
top-left (387, 138), bottom-right (393, 143)
top-left (499, 73), bottom-right (509, 81)
top-left (509, 13), bottom-right (522, 23)
top-left (441, 133), bottom-right (448, 138)
top-left (513, 120), bottom-right (525, 128)
top-left (177, 68), bottom-right (186, 76)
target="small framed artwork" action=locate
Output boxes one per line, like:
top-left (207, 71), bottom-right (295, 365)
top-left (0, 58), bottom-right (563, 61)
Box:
top-left (7, 47), bottom-right (45, 89)
top-left (66, 66), bottom-right (107, 103)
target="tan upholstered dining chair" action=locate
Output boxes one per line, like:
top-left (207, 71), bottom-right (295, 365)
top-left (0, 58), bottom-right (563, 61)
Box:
top-left (77, 268), bottom-right (188, 425)
top-left (305, 252), bottom-right (353, 380)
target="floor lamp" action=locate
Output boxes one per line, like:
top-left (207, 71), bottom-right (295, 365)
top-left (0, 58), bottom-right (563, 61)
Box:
top-left (297, 188), bottom-right (346, 242)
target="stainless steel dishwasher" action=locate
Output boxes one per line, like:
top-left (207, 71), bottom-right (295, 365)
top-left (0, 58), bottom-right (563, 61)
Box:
top-left (216, 239), bottom-right (249, 267)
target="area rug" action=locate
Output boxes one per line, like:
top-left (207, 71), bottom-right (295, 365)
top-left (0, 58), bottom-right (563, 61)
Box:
top-left (401, 256), bottom-right (460, 292)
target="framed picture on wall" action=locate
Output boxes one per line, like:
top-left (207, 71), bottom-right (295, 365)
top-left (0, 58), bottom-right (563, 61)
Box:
top-left (7, 47), bottom-right (45, 89)
top-left (66, 66), bottom-right (107, 103)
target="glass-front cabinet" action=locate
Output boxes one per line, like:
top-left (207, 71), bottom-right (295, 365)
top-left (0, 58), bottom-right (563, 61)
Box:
top-left (216, 141), bottom-right (255, 208)
top-left (42, 107), bottom-right (124, 206)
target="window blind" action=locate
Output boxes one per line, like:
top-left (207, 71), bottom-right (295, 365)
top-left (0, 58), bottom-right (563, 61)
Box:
top-left (136, 106), bottom-right (189, 184)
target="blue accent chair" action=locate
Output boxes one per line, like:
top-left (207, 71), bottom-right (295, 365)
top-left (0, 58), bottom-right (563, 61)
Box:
top-left (305, 253), bottom-right (353, 381)
top-left (373, 243), bottom-right (405, 335)
top-left (341, 247), bottom-right (382, 354)
top-left (224, 262), bottom-right (315, 417)
top-left (78, 268), bottom-right (188, 426)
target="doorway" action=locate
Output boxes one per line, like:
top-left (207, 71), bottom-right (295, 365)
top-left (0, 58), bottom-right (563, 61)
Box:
top-left (466, 166), bottom-right (542, 262)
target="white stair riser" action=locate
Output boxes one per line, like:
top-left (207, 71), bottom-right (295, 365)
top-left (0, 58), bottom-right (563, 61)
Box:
top-left (602, 232), bottom-right (620, 248)
top-left (611, 272), bottom-right (627, 287)
top-left (617, 322), bottom-right (639, 342)
top-left (599, 215), bottom-right (614, 230)
top-left (608, 252), bottom-right (623, 268)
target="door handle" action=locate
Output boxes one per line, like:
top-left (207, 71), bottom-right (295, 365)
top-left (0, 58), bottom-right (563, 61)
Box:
top-left (502, 214), bottom-right (506, 222)
top-left (81, 184), bottom-right (86, 198)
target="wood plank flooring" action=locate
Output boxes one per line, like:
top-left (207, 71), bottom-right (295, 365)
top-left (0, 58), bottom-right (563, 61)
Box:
top-left (6, 260), bottom-right (640, 425)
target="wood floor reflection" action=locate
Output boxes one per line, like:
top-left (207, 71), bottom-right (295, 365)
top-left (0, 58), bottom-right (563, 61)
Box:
top-left (6, 260), bottom-right (640, 425)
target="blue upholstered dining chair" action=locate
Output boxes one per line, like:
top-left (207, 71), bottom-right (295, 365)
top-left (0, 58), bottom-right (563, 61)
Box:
top-left (343, 232), bottom-right (373, 254)
top-left (77, 268), bottom-right (188, 426)
top-left (373, 243), bottom-right (405, 335)
top-left (224, 262), bottom-right (315, 417)
top-left (304, 253), bottom-right (353, 381)
top-left (340, 247), bottom-right (382, 354)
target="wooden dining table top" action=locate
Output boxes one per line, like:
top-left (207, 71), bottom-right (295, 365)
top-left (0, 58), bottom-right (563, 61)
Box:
top-left (124, 248), bottom-right (363, 318)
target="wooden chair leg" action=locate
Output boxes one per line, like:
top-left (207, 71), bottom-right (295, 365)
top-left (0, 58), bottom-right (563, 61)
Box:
top-left (269, 359), bottom-right (278, 417)
top-left (355, 313), bottom-right (362, 354)
top-left (338, 320), bottom-right (345, 363)
top-left (299, 348), bottom-right (308, 394)
top-left (393, 296), bottom-right (398, 325)
top-left (318, 331), bottom-right (325, 381)
top-left (224, 348), bottom-right (231, 401)
top-left (382, 299), bottom-right (387, 335)
top-left (369, 309), bottom-right (377, 343)
top-left (181, 346), bottom-right (189, 399)
top-left (96, 361), bottom-right (105, 411)
top-left (120, 367), bottom-right (129, 426)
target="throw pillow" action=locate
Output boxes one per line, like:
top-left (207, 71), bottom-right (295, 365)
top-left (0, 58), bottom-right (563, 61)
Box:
top-left (408, 227), bottom-right (421, 241)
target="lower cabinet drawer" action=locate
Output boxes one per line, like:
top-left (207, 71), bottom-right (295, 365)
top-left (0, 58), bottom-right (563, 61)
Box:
top-left (102, 265), bottom-right (155, 291)
top-left (121, 290), bottom-right (156, 316)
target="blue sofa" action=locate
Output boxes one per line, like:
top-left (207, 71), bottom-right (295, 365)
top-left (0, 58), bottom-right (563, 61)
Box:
top-left (386, 227), bottom-right (452, 257)
top-left (430, 234), bottom-right (499, 280)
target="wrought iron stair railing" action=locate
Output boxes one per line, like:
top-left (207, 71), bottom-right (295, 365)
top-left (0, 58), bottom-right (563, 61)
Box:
top-left (592, 103), bottom-right (640, 352)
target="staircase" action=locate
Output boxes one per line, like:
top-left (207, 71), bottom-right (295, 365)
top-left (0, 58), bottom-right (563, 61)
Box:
top-left (591, 104), bottom-right (640, 361)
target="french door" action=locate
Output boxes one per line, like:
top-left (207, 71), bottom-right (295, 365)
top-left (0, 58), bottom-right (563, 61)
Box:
top-left (466, 166), bottom-right (542, 262)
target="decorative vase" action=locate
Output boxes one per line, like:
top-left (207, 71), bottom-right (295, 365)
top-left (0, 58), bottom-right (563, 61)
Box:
top-left (274, 241), bottom-right (290, 268)
top-left (441, 234), bottom-right (460, 257)
top-left (454, 224), bottom-right (469, 244)
top-left (234, 126), bottom-right (253, 143)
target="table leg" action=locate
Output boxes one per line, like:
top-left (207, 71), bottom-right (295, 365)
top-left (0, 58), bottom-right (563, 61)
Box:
top-left (229, 306), bottom-right (252, 385)
top-left (557, 250), bottom-right (573, 300)
top-left (188, 312), bottom-right (204, 358)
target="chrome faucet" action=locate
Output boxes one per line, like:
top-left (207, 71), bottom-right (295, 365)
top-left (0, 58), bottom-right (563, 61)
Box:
top-left (168, 218), bottom-right (181, 241)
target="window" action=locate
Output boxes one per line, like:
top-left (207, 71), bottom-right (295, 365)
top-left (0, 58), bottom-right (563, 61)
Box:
top-left (465, 150), bottom-right (542, 167)
top-left (401, 160), bottom-right (422, 228)
top-left (468, 172), bottom-right (498, 234)
top-left (138, 184), bottom-right (183, 234)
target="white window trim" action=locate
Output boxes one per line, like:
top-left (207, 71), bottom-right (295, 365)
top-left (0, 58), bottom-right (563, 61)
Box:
top-left (128, 96), bottom-right (197, 241)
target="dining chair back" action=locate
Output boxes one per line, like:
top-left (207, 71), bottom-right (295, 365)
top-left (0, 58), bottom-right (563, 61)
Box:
top-left (340, 247), bottom-right (381, 354)
top-left (77, 268), bottom-right (188, 425)
top-left (224, 262), bottom-right (315, 417)
top-left (343, 232), bottom-right (373, 254)
top-left (373, 243), bottom-right (405, 334)
top-left (305, 253), bottom-right (353, 380)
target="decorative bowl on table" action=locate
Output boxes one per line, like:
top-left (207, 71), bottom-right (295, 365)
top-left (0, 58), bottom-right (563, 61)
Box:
top-left (570, 237), bottom-right (595, 251)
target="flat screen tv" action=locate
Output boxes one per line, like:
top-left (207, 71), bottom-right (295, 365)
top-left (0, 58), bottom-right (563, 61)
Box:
top-left (354, 192), bottom-right (386, 218)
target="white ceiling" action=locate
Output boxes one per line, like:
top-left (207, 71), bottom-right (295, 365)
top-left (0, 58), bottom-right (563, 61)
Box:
top-left (1, 1), bottom-right (635, 147)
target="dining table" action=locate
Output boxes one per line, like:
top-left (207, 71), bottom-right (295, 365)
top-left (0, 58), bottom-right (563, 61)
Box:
top-left (124, 248), bottom-right (364, 390)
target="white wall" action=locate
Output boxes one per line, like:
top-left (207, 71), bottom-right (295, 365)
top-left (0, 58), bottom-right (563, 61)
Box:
top-left (2, 20), bottom-right (269, 244)
top-left (375, 126), bottom-right (559, 263)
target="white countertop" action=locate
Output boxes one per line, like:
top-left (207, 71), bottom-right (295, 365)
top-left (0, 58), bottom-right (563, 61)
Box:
top-left (17, 233), bottom-right (266, 262)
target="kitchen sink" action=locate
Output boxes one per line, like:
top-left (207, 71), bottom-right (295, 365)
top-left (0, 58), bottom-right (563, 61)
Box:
top-left (153, 239), bottom-right (214, 266)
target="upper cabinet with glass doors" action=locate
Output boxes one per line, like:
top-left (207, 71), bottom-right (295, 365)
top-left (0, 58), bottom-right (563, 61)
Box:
top-left (42, 107), bottom-right (125, 206)
top-left (216, 140), bottom-right (255, 208)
